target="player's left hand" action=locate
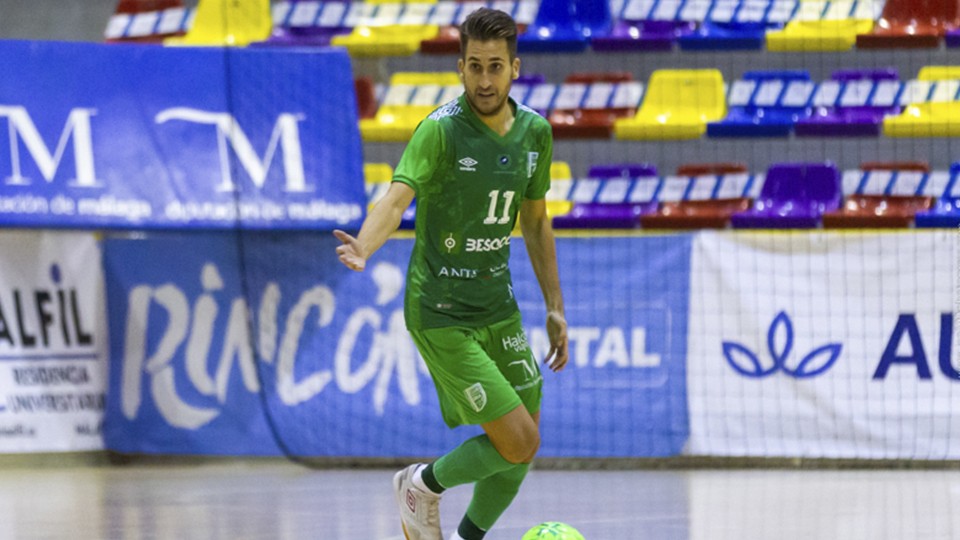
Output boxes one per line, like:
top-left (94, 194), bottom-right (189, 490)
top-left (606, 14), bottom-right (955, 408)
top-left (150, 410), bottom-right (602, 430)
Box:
top-left (543, 311), bottom-right (568, 372)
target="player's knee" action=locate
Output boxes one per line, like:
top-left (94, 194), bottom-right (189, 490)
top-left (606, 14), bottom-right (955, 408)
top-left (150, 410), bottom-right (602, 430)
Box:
top-left (502, 429), bottom-right (539, 464)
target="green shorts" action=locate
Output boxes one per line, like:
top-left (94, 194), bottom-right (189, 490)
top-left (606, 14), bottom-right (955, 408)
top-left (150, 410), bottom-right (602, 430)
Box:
top-left (409, 312), bottom-right (543, 428)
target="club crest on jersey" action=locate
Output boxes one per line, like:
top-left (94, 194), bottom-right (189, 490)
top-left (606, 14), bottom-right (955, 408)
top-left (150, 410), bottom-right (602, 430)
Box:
top-left (459, 157), bottom-right (478, 172)
top-left (527, 152), bottom-right (538, 178)
top-left (464, 382), bottom-right (487, 412)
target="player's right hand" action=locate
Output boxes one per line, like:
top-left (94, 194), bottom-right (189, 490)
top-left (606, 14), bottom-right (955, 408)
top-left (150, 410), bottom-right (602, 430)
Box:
top-left (333, 229), bottom-right (366, 272)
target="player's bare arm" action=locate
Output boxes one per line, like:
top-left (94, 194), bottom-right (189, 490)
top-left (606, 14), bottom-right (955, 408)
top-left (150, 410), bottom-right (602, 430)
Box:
top-left (334, 182), bottom-right (415, 272)
top-left (519, 197), bottom-right (569, 372)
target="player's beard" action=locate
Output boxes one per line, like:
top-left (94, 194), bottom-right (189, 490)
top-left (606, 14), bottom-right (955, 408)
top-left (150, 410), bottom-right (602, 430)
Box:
top-left (466, 88), bottom-right (509, 118)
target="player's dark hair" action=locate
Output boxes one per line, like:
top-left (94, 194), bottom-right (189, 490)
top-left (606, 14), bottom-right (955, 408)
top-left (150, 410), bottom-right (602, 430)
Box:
top-left (459, 8), bottom-right (518, 59)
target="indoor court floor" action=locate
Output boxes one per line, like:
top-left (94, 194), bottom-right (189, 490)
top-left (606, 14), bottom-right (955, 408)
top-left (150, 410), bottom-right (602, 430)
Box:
top-left (0, 460), bottom-right (957, 539)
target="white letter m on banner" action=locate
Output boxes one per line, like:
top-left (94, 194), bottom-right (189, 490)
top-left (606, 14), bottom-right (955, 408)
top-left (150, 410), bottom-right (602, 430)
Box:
top-left (155, 108), bottom-right (309, 193)
top-left (0, 105), bottom-right (100, 187)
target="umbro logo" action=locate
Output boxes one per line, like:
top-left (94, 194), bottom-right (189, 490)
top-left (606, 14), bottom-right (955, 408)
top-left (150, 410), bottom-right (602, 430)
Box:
top-left (459, 157), bottom-right (478, 172)
top-left (405, 489), bottom-right (417, 513)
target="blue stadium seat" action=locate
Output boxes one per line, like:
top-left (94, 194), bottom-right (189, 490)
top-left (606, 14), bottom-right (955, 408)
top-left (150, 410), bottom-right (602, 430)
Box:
top-left (519, 0), bottom-right (612, 53)
top-left (707, 70), bottom-right (813, 137)
top-left (916, 162), bottom-right (960, 227)
top-left (678, 0), bottom-right (793, 51)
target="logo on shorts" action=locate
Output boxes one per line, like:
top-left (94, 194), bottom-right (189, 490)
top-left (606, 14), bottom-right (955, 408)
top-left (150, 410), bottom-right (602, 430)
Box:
top-left (464, 382), bottom-right (487, 413)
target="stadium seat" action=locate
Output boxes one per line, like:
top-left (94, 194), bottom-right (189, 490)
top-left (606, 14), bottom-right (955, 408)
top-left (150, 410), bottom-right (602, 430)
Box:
top-left (857, 0), bottom-right (959, 49)
top-left (552, 163), bottom-right (659, 229)
top-left (821, 195), bottom-right (934, 228)
top-left (679, 0), bottom-right (791, 50)
top-left (914, 162), bottom-right (960, 227)
top-left (254, 1), bottom-right (353, 47)
top-left (824, 161), bottom-right (936, 227)
top-left (165, 0), bottom-right (271, 46)
top-left (731, 162), bottom-right (842, 228)
top-left (105, 0), bottom-right (188, 43)
top-left (614, 69), bottom-right (726, 140)
top-left (947, 28), bottom-right (960, 46)
top-left (679, 21), bottom-right (779, 51)
top-left (884, 68), bottom-right (960, 137)
top-left (640, 163), bottom-right (754, 229)
top-left (640, 198), bottom-right (753, 229)
top-left (519, 0), bottom-right (612, 53)
top-left (548, 72), bottom-right (643, 139)
top-left (707, 70), bottom-right (813, 137)
top-left (420, 25), bottom-right (462, 55)
top-left (675, 162), bottom-right (749, 176)
top-left (359, 72), bottom-right (461, 142)
top-left (766, 1), bottom-right (875, 52)
top-left (332, 24), bottom-right (440, 56)
top-left (592, 20), bottom-right (697, 52)
top-left (795, 68), bottom-right (902, 137)
top-left (355, 77), bottom-right (379, 120)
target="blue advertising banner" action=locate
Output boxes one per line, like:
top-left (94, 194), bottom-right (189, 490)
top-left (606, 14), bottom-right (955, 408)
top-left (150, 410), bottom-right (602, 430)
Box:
top-left (103, 232), bottom-right (690, 457)
top-left (0, 41), bottom-right (364, 230)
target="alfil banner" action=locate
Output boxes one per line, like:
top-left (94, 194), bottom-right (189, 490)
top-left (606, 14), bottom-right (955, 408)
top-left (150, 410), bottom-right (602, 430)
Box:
top-left (687, 230), bottom-right (960, 459)
top-left (0, 40), bottom-right (364, 230)
top-left (0, 231), bottom-right (106, 452)
top-left (103, 232), bottom-right (690, 457)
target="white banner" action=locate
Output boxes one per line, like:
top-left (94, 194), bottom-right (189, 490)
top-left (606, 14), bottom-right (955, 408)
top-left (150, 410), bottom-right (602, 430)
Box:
top-left (688, 230), bottom-right (960, 459)
top-left (0, 231), bottom-right (106, 452)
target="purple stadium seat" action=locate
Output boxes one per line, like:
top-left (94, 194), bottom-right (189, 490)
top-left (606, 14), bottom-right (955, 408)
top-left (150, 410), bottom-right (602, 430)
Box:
top-left (731, 163), bottom-right (842, 229)
top-left (256, 26), bottom-right (350, 47)
top-left (552, 163), bottom-right (658, 229)
top-left (592, 20), bottom-right (697, 52)
top-left (794, 69), bottom-right (902, 137)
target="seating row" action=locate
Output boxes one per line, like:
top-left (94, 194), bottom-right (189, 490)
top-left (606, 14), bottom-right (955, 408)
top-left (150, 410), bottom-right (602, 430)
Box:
top-left (106, 0), bottom-right (960, 53)
top-left (357, 67), bottom-right (960, 141)
top-left (365, 160), bottom-right (960, 228)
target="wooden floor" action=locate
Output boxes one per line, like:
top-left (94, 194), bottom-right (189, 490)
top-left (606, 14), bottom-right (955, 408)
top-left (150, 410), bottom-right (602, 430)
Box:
top-left (0, 461), bottom-right (957, 539)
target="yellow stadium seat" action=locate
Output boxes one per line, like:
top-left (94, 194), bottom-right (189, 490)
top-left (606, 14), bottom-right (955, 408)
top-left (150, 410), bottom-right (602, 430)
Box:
top-left (365, 163), bottom-right (394, 184)
top-left (360, 72), bottom-right (460, 142)
top-left (918, 66), bottom-right (960, 81)
top-left (546, 162), bottom-right (574, 217)
top-left (884, 102), bottom-right (960, 137)
top-left (765, 19), bottom-right (874, 52)
top-left (613, 70), bottom-right (726, 140)
top-left (365, 163), bottom-right (395, 210)
top-left (332, 24), bottom-right (439, 57)
top-left (165, 0), bottom-right (270, 46)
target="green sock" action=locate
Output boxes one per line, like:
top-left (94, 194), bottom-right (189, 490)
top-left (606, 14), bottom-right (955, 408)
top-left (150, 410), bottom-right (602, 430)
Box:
top-left (465, 462), bottom-right (530, 530)
top-left (432, 435), bottom-right (515, 489)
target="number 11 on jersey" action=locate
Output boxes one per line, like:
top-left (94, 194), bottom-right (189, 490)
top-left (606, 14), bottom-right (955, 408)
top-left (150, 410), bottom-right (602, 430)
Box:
top-left (484, 190), bottom-right (515, 225)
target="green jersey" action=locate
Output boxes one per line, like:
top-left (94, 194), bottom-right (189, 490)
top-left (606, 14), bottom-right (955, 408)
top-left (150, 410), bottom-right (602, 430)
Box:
top-left (393, 94), bottom-right (553, 330)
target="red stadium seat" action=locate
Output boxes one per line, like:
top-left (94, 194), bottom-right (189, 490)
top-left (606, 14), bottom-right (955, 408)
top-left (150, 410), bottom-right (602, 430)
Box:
top-left (421, 25), bottom-right (462, 55)
top-left (549, 72), bottom-right (639, 139)
top-left (856, 0), bottom-right (960, 49)
top-left (355, 77), bottom-right (378, 120)
top-left (640, 198), bottom-right (753, 229)
top-left (106, 0), bottom-right (185, 43)
top-left (675, 162), bottom-right (749, 176)
top-left (821, 194), bottom-right (935, 228)
top-left (860, 161), bottom-right (930, 173)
